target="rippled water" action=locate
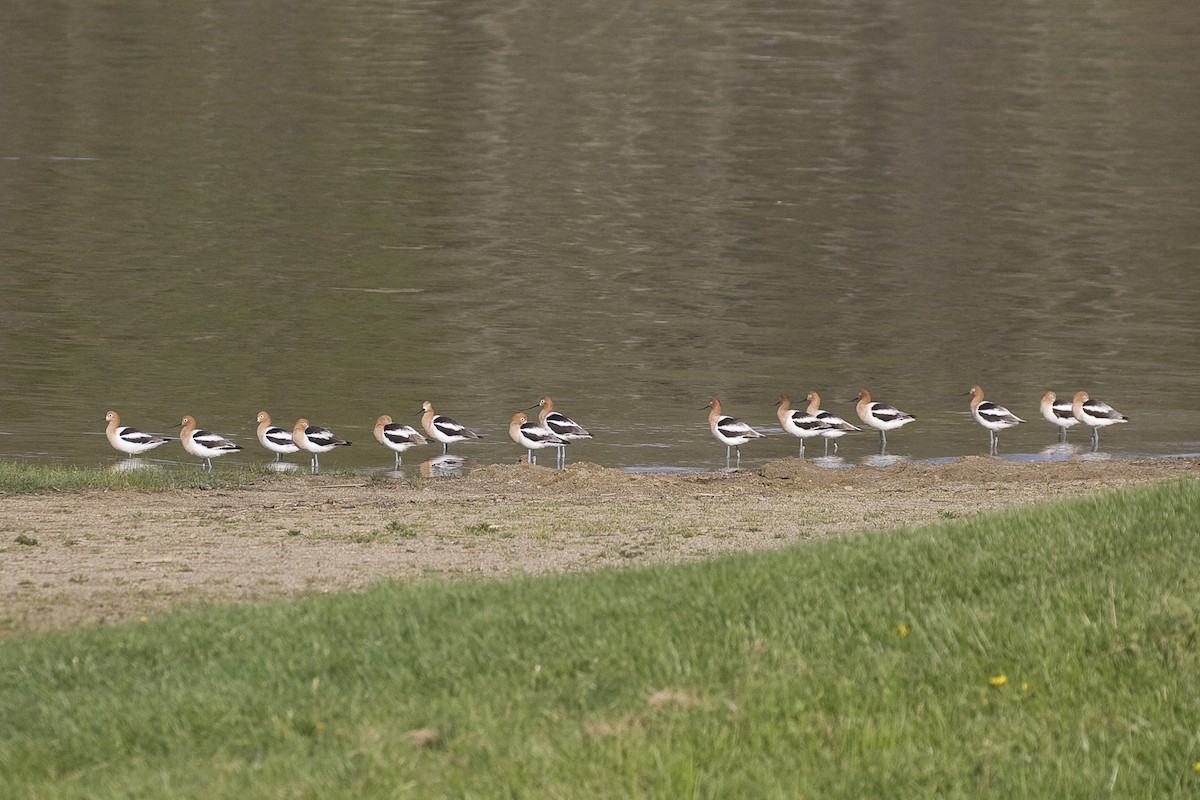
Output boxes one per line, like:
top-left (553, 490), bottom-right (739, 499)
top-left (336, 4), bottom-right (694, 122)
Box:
top-left (1, 1), bottom-right (1198, 473)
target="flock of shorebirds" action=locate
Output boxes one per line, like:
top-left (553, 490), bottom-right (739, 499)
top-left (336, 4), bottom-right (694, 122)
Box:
top-left (103, 397), bottom-right (591, 473)
top-left (707, 387), bottom-right (1129, 467)
top-left (103, 387), bottom-right (1129, 472)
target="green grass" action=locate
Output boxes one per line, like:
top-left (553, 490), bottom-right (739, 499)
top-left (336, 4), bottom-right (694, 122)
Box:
top-left (0, 462), bottom-right (268, 493)
top-left (2, 481), bottom-right (1199, 798)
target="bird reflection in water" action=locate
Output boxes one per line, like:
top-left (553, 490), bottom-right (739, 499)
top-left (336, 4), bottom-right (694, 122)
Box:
top-left (110, 458), bottom-right (159, 473)
top-left (420, 454), bottom-right (467, 479)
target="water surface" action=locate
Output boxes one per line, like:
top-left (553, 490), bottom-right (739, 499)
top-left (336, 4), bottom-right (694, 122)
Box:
top-left (1, 1), bottom-right (1197, 472)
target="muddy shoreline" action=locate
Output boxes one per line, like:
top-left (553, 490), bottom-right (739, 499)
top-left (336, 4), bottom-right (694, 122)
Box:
top-left (2, 457), bottom-right (1195, 637)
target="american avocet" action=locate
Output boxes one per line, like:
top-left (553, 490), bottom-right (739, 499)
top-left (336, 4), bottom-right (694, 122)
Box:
top-left (776, 393), bottom-right (828, 456)
top-left (104, 410), bottom-right (172, 458)
top-left (805, 391), bottom-right (860, 455)
top-left (854, 389), bottom-right (915, 450)
top-left (966, 385), bottom-right (1025, 454)
top-left (531, 395), bottom-right (591, 468)
top-left (509, 411), bottom-right (566, 466)
top-left (292, 419), bottom-right (352, 473)
top-left (255, 411), bottom-right (299, 461)
top-left (420, 401), bottom-right (481, 454)
top-left (180, 415), bottom-right (242, 471)
top-left (1071, 391), bottom-right (1129, 448)
top-left (374, 414), bottom-right (428, 468)
top-left (704, 398), bottom-right (764, 468)
top-left (1039, 391), bottom-right (1080, 441)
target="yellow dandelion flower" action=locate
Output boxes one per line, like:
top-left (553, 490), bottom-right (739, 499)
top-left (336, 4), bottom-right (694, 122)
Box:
top-left (895, 624), bottom-right (910, 637)
top-left (1194, 760), bottom-right (1200, 773)
top-left (989, 674), bottom-right (1007, 687)
top-left (138, 615), bottom-right (149, 624)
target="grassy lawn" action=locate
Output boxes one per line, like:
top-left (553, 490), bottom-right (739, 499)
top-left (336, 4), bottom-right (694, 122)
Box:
top-left (2, 480), bottom-right (1198, 798)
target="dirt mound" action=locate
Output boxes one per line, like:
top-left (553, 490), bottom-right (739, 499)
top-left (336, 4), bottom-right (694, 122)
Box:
top-left (756, 458), bottom-right (854, 488)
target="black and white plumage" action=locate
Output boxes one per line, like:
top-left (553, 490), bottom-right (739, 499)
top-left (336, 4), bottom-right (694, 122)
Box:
top-left (180, 415), bottom-right (242, 471)
top-left (374, 414), bottom-right (428, 468)
top-left (967, 385), bottom-right (1025, 454)
top-left (104, 410), bottom-right (172, 457)
top-left (855, 388), bottom-right (915, 450)
top-left (509, 411), bottom-right (567, 466)
top-left (420, 401), bottom-right (481, 454)
top-left (255, 411), bottom-right (299, 461)
top-left (1039, 391), bottom-right (1080, 441)
top-left (292, 418), bottom-right (352, 474)
top-left (805, 391), bottom-right (860, 455)
top-left (534, 395), bottom-right (591, 468)
top-left (705, 397), bottom-right (764, 468)
top-left (776, 393), bottom-right (828, 456)
top-left (1071, 391), bottom-right (1129, 448)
